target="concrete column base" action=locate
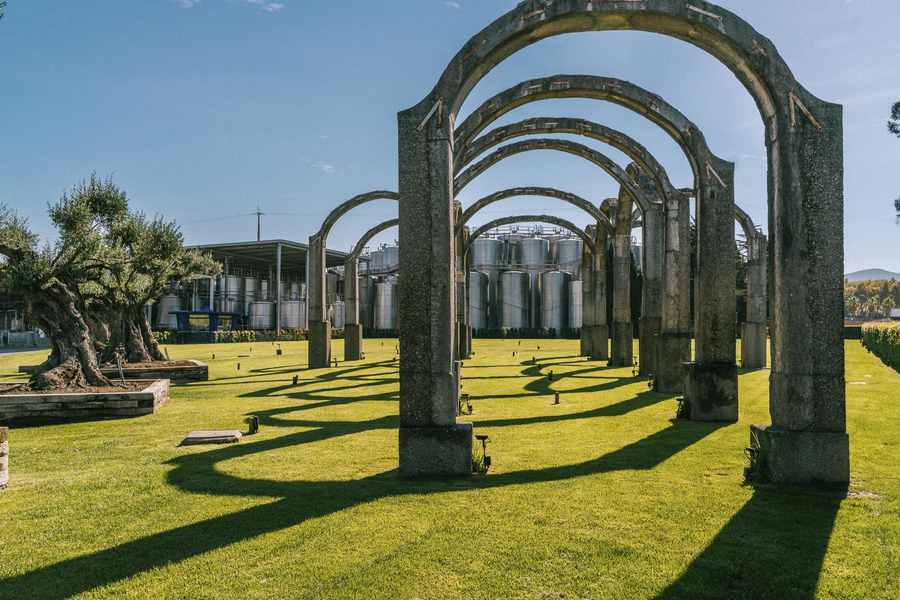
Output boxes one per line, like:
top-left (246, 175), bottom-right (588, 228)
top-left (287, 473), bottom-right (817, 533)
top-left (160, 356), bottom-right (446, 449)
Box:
top-left (610, 321), bottom-right (633, 367)
top-left (465, 325), bottom-right (473, 359)
top-left (587, 325), bottom-right (609, 360)
top-left (639, 316), bottom-right (662, 376)
top-left (344, 324), bottom-right (363, 361)
top-left (457, 322), bottom-right (468, 361)
top-left (741, 322), bottom-right (768, 370)
top-left (654, 333), bottom-right (691, 393)
top-left (308, 322), bottom-right (332, 369)
top-left (399, 423), bottom-right (473, 477)
top-left (684, 361), bottom-right (738, 422)
top-left (750, 425), bottom-right (849, 485)
top-left (580, 328), bottom-right (591, 356)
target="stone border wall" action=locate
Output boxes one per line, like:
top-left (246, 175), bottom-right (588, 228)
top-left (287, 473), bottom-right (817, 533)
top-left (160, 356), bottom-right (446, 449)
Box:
top-left (0, 379), bottom-right (169, 425)
top-left (20, 360), bottom-right (208, 383)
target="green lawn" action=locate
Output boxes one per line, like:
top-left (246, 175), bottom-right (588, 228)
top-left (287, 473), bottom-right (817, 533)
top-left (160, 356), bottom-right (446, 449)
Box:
top-left (0, 339), bottom-right (897, 599)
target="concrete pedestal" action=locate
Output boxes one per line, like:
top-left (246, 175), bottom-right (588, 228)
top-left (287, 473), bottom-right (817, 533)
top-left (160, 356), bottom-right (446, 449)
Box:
top-left (610, 321), bottom-right (633, 367)
top-left (639, 316), bottom-right (662, 376)
top-left (587, 325), bottom-right (609, 360)
top-left (308, 322), bottom-right (332, 369)
top-left (580, 328), bottom-right (591, 357)
top-left (457, 322), bottom-right (468, 361)
top-left (399, 423), bottom-right (473, 477)
top-left (465, 325), bottom-right (473, 359)
top-left (684, 361), bottom-right (738, 422)
top-left (750, 425), bottom-right (849, 485)
top-left (344, 324), bottom-right (363, 362)
top-left (654, 333), bottom-right (691, 393)
top-left (741, 322), bottom-right (767, 370)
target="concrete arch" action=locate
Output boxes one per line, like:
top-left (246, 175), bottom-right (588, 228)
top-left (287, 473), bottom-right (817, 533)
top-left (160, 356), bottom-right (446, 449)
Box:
top-left (314, 191), bottom-right (399, 241)
top-left (465, 215), bottom-right (595, 259)
top-left (348, 219), bottom-right (399, 262)
top-left (454, 139), bottom-right (655, 211)
top-left (398, 1), bottom-right (846, 481)
top-left (458, 116), bottom-right (676, 198)
top-left (458, 186), bottom-right (613, 233)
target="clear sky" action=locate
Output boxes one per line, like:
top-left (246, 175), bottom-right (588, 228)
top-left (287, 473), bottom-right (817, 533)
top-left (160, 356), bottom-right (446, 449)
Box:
top-left (1, 0), bottom-right (897, 272)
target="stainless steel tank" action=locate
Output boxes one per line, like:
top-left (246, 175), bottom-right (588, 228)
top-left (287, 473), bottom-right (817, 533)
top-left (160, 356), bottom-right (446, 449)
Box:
top-left (468, 271), bottom-right (489, 330)
top-left (280, 300), bottom-right (306, 330)
top-left (569, 279), bottom-right (583, 329)
top-left (541, 271), bottom-right (570, 333)
top-left (471, 238), bottom-right (502, 268)
top-left (155, 294), bottom-right (181, 329)
top-left (248, 301), bottom-right (275, 330)
top-left (382, 245), bottom-right (400, 272)
top-left (556, 239), bottom-right (583, 274)
top-left (520, 238), bottom-right (549, 328)
top-left (500, 271), bottom-right (529, 329)
top-left (374, 279), bottom-right (398, 330)
top-left (332, 301), bottom-right (346, 329)
top-left (218, 275), bottom-right (243, 314)
top-left (370, 250), bottom-right (384, 273)
top-left (243, 277), bottom-right (258, 315)
top-left (326, 271), bottom-right (339, 305)
top-left (359, 276), bottom-right (376, 329)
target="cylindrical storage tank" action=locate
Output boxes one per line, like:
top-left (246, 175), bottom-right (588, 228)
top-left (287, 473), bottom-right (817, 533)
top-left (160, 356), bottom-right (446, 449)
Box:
top-left (468, 271), bottom-right (490, 330)
top-left (332, 301), bottom-right (346, 329)
top-left (219, 275), bottom-right (243, 314)
top-left (280, 300), bottom-right (306, 330)
top-left (243, 278), bottom-right (258, 315)
top-left (155, 294), bottom-right (181, 330)
top-left (500, 271), bottom-right (529, 329)
top-left (556, 239), bottom-right (583, 274)
top-left (471, 238), bottom-right (502, 268)
top-left (382, 245), bottom-right (400, 272)
top-left (325, 272), bottom-right (339, 305)
top-left (370, 250), bottom-right (384, 273)
top-left (541, 271), bottom-right (570, 334)
top-left (359, 276), bottom-right (376, 329)
top-left (519, 237), bottom-right (549, 270)
top-left (374, 280), bottom-right (398, 330)
top-left (248, 301), bottom-right (275, 330)
top-left (569, 279), bottom-right (583, 329)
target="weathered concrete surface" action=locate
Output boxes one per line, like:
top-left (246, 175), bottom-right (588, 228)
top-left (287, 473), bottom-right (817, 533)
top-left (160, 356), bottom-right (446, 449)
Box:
top-left (751, 425), bottom-right (849, 485)
top-left (684, 158), bottom-right (738, 422)
top-left (399, 422), bottom-right (473, 477)
top-left (459, 187), bottom-right (612, 232)
top-left (639, 187), bottom-right (665, 376)
top-left (583, 223), bottom-right (610, 360)
top-left (345, 324), bottom-right (363, 362)
top-left (610, 190), bottom-right (633, 368)
top-left (656, 333), bottom-right (691, 393)
top-left (307, 235), bottom-right (331, 369)
top-left (742, 233), bottom-right (768, 370)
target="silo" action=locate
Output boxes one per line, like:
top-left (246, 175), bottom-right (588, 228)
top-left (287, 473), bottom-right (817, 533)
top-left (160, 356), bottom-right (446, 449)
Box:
top-left (248, 301), bottom-right (275, 330)
top-left (569, 279), bottom-right (583, 329)
top-left (500, 271), bottom-right (529, 329)
top-left (280, 300), bottom-right (305, 330)
top-left (374, 279), bottom-right (398, 330)
top-left (556, 239), bottom-right (583, 274)
top-left (218, 275), bottom-right (243, 314)
top-left (243, 277), bottom-right (258, 315)
top-left (520, 237), bottom-right (549, 329)
top-left (382, 245), bottom-right (400, 272)
top-left (155, 294), bottom-right (181, 330)
top-left (541, 271), bottom-right (570, 334)
top-left (468, 271), bottom-right (490, 330)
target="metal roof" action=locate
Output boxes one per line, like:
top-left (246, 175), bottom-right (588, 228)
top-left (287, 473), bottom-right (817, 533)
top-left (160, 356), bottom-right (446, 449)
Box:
top-left (188, 239), bottom-right (352, 269)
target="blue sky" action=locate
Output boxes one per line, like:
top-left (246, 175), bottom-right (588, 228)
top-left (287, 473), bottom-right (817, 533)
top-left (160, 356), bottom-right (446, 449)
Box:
top-left (1, 0), bottom-right (898, 272)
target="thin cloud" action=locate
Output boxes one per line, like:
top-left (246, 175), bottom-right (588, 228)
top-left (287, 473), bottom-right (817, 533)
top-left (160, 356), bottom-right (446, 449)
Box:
top-left (172, 0), bottom-right (285, 12)
top-left (312, 162), bottom-right (337, 175)
top-left (444, 1), bottom-right (461, 9)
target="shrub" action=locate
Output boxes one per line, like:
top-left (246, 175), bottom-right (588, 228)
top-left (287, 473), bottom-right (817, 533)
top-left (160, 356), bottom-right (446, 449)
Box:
top-left (861, 322), bottom-right (900, 372)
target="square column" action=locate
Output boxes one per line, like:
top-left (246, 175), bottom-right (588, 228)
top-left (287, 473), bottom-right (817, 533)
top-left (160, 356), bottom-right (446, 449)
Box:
top-left (656, 191), bottom-right (692, 393)
top-left (610, 192), bottom-right (633, 368)
top-left (684, 159), bottom-right (738, 422)
top-left (587, 222), bottom-right (610, 360)
top-left (307, 235), bottom-right (332, 369)
top-left (344, 258), bottom-right (364, 361)
top-left (397, 103), bottom-right (472, 477)
top-left (741, 233), bottom-right (768, 370)
top-left (640, 204), bottom-right (664, 377)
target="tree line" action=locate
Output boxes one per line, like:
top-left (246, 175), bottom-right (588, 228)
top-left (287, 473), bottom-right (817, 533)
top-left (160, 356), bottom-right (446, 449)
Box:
top-left (845, 279), bottom-right (900, 320)
top-left (0, 176), bottom-right (217, 390)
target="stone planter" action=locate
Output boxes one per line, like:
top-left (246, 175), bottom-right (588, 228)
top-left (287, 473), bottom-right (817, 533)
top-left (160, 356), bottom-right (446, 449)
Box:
top-left (0, 379), bottom-right (170, 425)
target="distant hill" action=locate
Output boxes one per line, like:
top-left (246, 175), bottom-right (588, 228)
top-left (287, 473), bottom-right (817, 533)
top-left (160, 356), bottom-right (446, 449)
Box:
top-left (845, 269), bottom-right (900, 282)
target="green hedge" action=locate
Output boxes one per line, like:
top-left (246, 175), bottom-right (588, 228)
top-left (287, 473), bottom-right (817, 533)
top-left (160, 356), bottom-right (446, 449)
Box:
top-left (861, 322), bottom-right (900, 372)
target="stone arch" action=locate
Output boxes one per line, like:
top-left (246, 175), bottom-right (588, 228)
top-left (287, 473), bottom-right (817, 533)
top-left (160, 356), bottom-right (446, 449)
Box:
top-left (458, 186), bottom-right (613, 233)
top-left (464, 215), bottom-right (595, 259)
top-left (454, 138), bottom-right (656, 211)
top-left (343, 218), bottom-right (399, 362)
top-left (309, 191), bottom-right (399, 370)
top-left (457, 116), bottom-right (676, 198)
top-left (398, 1), bottom-right (846, 482)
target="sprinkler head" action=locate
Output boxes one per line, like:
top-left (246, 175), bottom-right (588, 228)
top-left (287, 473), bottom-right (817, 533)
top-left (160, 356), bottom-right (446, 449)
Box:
top-left (554, 392), bottom-right (560, 405)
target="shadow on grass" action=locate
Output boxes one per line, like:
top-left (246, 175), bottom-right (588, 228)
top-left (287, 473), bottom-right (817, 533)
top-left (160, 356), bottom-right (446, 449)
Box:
top-left (0, 418), bottom-right (731, 599)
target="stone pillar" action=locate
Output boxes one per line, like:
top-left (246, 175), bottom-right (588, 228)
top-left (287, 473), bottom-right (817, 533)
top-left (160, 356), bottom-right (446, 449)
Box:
top-left (656, 191), bottom-right (692, 393)
top-left (397, 103), bottom-right (472, 477)
top-left (0, 428), bottom-right (8, 490)
top-left (741, 233), bottom-right (767, 370)
top-left (684, 159), bottom-right (738, 422)
top-left (344, 258), bottom-right (364, 361)
top-left (456, 224), bottom-right (471, 360)
top-left (580, 235), bottom-right (594, 357)
top-left (307, 234), bottom-right (332, 369)
top-left (610, 190), bottom-right (633, 368)
top-left (753, 99), bottom-right (848, 484)
top-left (640, 202), bottom-right (664, 377)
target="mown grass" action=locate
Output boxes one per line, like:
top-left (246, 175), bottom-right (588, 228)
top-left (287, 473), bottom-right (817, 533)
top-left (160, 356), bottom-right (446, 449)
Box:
top-left (0, 339), bottom-right (897, 599)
